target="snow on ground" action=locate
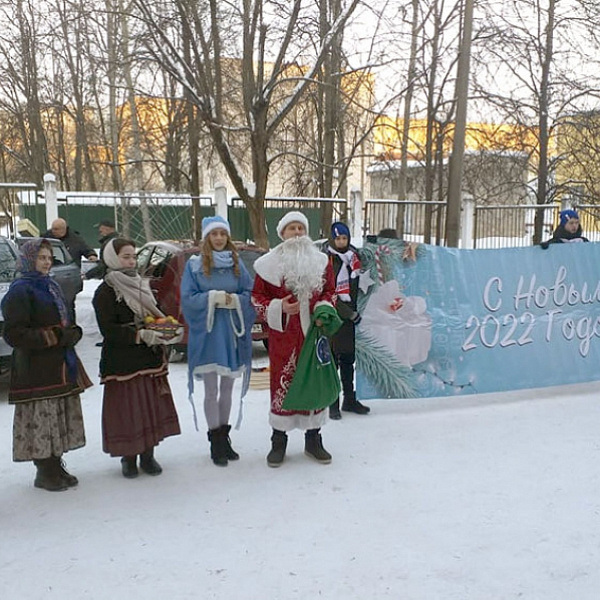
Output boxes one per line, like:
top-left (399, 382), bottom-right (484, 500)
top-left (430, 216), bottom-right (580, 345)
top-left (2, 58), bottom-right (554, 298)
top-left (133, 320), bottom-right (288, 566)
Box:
top-left (1, 281), bottom-right (600, 599)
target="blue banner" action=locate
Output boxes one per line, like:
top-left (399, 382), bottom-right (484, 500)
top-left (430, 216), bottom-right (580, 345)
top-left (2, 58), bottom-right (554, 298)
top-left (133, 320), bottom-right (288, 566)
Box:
top-left (356, 239), bottom-right (600, 399)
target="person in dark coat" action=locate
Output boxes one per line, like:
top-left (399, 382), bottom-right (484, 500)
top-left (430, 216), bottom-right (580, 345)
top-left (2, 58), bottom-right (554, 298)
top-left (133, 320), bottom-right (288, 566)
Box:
top-left (85, 219), bottom-right (119, 280)
top-left (44, 218), bottom-right (98, 322)
top-left (92, 238), bottom-right (182, 479)
top-left (1, 239), bottom-right (92, 491)
top-left (541, 209), bottom-right (589, 248)
top-left (44, 218), bottom-right (98, 267)
top-left (325, 222), bottom-right (370, 418)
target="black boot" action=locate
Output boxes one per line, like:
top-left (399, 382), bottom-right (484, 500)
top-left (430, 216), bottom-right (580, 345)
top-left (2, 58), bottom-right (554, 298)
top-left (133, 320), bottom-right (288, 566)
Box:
top-left (266, 429), bottom-right (288, 468)
top-left (120, 456), bottom-right (138, 479)
top-left (34, 457), bottom-right (69, 492)
top-left (341, 392), bottom-right (370, 415)
top-left (208, 429), bottom-right (228, 467)
top-left (140, 448), bottom-right (163, 475)
top-left (55, 456), bottom-right (78, 487)
top-left (304, 429), bottom-right (332, 464)
top-left (220, 424), bottom-right (240, 461)
top-left (329, 398), bottom-right (342, 420)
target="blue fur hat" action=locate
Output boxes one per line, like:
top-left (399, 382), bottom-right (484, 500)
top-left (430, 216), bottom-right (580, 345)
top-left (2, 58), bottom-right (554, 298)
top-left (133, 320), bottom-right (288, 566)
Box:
top-left (331, 221), bottom-right (350, 241)
top-left (559, 209), bottom-right (579, 226)
top-left (202, 215), bottom-right (231, 239)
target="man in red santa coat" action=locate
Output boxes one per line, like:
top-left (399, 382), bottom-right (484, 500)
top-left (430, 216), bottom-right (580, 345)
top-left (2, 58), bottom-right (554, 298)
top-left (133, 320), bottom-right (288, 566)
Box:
top-left (252, 211), bottom-right (337, 467)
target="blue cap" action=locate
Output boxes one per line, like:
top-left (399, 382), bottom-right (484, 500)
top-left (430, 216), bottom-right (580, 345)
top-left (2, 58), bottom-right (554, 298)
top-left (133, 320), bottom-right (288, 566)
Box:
top-left (331, 221), bottom-right (350, 240)
top-left (202, 215), bottom-right (231, 239)
top-left (559, 209), bottom-right (579, 226)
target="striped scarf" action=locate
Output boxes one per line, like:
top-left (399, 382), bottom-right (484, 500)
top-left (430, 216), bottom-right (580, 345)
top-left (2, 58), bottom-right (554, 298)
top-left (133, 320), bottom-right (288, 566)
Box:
top-left (327, 246), bottom-right (361, 301)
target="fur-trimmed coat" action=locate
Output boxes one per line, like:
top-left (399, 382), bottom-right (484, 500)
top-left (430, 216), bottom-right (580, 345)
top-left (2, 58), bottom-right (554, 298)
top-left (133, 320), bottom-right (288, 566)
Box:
top-left (252, 244), bottom-right (336, 431)
top-left (2, 280), bottom-right (90, 404)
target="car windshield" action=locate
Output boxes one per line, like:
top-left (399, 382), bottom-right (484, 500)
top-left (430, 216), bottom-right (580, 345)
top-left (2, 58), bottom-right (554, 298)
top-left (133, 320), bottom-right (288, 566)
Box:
top-left (0, 240), bottom-right (17, 282)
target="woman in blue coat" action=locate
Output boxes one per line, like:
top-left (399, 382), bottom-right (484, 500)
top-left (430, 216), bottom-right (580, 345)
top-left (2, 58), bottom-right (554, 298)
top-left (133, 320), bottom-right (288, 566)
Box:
top-left (181, 216), bottom-right (255, 466)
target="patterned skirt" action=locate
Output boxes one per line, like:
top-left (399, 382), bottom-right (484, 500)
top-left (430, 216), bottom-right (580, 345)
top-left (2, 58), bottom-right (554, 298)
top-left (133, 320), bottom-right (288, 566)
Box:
top-left (13, 394), bottom-right (86, 462)
top-left (102, 373), bottom-right (181, 457)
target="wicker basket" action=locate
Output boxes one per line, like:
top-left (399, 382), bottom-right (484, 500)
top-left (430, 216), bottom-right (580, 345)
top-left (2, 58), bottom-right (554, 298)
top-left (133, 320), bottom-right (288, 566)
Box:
top-left (145, 322), bottom-right (181, 340)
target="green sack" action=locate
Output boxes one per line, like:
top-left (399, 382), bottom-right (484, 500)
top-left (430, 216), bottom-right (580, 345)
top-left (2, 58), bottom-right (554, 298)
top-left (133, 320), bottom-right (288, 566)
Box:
top-left (282, 305), bottom-right (343, 411)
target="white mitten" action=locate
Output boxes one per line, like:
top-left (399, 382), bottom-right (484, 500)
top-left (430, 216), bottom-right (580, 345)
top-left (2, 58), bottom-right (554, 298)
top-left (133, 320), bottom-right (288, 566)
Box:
top-left (139, 329), bottom-right (165, 346)
top-left (162, 327), bottom-right (185, 345)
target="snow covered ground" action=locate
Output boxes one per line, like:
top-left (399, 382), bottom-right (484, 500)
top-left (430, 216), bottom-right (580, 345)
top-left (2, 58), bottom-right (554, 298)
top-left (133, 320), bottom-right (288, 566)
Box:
top-left (1, 281), bottom-right (600, 599)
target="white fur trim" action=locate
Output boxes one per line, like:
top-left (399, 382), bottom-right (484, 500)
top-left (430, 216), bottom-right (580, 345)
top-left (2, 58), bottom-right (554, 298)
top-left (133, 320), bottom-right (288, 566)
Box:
top-left (193, 364), bottom-right (244, 379)
top-left (276, 211), bottom-right (309, 240)
top-left (207, 290), bottom-right (220, 332)
top-left (269, 409), bottom-right (328, 432)
top-left (314, 300), bottom-right (334, 310)
top-left (266, 298), bottom-right (285, 332)
top-left (253, 251), bottom-right (283, 287)
top-left (209, 291), bottom-right (245, 337)
top-left (202, 220), bottom-right (230, 239)
top-left (299, 299), bottom-right (311, 336)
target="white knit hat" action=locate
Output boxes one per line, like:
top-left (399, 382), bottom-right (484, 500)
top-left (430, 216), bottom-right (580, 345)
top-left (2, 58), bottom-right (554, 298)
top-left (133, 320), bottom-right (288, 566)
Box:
top-left (276, 211), bottom-right (309, 240)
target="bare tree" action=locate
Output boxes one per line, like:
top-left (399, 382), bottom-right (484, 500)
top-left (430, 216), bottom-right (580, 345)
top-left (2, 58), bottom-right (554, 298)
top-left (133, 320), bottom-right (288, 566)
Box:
top-left (0, 0), bottom-right (51, 185)
top-left (130, 0), bottom-right (360, 247)
top-left (471, 0), bottom-right (600, 243)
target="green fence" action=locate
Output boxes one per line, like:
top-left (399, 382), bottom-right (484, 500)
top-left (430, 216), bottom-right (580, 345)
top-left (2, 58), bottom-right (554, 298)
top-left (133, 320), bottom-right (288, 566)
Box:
top-left (19, 195), bottom-right (348, 249)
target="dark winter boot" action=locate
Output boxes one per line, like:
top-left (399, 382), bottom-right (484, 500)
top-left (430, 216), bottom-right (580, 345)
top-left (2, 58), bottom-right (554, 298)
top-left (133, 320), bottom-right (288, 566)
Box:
top-left (120, 456), bottom-right (138, 479)
top-left (33, 458), bottom-right (69, 492)
top-left (56, 456), bottom-right (78, 487)
top-left (341, 392), bottom-right (370, 415)
top-left (140, 448), bottom-right (163, 476)
top-left (208, 429), bottom-right (228, 467)
top-left (220, 424), bottom-right (240, 461)
top-left (266, 429), bottom-right (288, 468)
top-left (304, 429), bottom-right (332, 464)
top-left (329, 398), bottom-right (342, 420)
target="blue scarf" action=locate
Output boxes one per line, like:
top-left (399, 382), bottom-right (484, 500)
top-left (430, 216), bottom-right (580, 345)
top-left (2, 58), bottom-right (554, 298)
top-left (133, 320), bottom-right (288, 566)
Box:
top-left (14, 240), bottom-right (77, 383)
top-left (213, 250), bottom-right (234, 269)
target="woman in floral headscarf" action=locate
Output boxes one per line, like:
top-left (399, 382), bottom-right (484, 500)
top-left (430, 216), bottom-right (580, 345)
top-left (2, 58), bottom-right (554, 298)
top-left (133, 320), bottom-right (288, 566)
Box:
top-left (1, 239), bottom-right (92, 492)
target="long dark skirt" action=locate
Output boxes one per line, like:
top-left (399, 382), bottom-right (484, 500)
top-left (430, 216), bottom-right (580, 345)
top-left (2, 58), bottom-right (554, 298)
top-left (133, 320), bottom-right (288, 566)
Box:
top-left (102, 373), bottom-right (180, 457)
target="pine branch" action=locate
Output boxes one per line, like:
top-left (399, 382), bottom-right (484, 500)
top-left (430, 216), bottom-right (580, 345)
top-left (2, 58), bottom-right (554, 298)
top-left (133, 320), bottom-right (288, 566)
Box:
top-left (355, 331), bottom-right (417, 399)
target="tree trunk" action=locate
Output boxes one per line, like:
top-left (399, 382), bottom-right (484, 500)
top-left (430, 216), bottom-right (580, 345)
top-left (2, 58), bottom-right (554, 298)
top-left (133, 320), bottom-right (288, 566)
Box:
top-left (396, 0), bottom-right (420, 236)
top-left (106, 0), bottom-right (128, 236)
top-left (119, 0), bottom-right (152, 242)
top-left (534, 0), bottom-right (555, 245)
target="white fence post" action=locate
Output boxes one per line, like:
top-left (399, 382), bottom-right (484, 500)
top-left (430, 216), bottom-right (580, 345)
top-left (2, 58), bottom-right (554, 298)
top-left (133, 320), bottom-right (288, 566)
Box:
top-left (350, 187), bottom-right (363, 247)
top-left (561, 194), bottom-right (573, 211)
top-left (44, 173), bottom-right (58, 229)
top-left (214, 182), bottom-right (228, 220)
top-left (460, 193), bottom-right (475, 249)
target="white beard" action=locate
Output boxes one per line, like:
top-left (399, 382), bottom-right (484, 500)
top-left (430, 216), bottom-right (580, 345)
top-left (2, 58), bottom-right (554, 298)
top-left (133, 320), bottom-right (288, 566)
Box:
top-left (277, 236), bottom-right (325, 301)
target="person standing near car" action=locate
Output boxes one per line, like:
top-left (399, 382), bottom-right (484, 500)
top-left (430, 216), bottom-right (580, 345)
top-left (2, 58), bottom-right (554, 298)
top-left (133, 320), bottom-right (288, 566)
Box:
top-left (1, 239), bottom-right (92, 491)
top-left (92, 238), bottom-right (182, 479)
top-left (180, 216), bottom-right (255, 467)
top-left (44, 218), bottom-right (98, 322)
top-left (44, 218), bottom-right (98, 268)
top-left (85, 219), bottom-right (119, 280)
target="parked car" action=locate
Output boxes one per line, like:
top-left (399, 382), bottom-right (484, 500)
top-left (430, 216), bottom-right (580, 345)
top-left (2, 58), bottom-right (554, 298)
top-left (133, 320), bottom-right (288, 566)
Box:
top-left (0, 236), bottom-right (83, 372)
top-left (136, 240), bottom-right (268, 358)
